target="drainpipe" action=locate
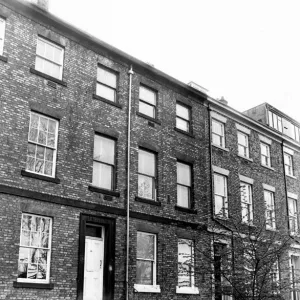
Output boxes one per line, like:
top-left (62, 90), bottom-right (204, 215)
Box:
top-left (126, 66), bottom-right (134, 300)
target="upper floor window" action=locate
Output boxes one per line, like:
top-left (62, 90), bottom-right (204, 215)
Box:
top-left (214, 173), bottom-right (228, 218)
top-left (177, 161), bottom-right (192, 208)
top-left (138, 149), bottom-right (156, 200)
top-left (96, 66), bottom-right (117, 102)
top-left (260, 142), bottom-right (271, 167)
top-left (35, 36), bottom-right (64, 80)
top-left (284, 152), bottom-right (294, 177)
top-left (0, 17), bottom-right (5, 55)
top-left (240, 182), bottom-right (253, 223)
top-left (264, 190), bottom-right (276, 230)
top-left (237, 131), bottom-right (249, 158)
top-left (139, 86), bottom-right (156, 119)
top-left (26, 112), bottom-right (58, 177)
top-left (176, 103), bottom-right (191, 132)
top-left (92, 135), bottom-right (116, 190)
top-left (288, 197), bottom-right (298, 234)
top-left (18, 213), bottom-right (52, 283)
top-left (268, 111), bottom-right (282, 132)
top-left (212, 119), bottom-right (225, 148)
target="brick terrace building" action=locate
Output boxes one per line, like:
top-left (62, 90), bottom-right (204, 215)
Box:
top-left (0, 0), bottom-right (300, 299)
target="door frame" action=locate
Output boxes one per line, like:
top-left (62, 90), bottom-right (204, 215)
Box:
top-left (77, 214), bottom-right (116, 300)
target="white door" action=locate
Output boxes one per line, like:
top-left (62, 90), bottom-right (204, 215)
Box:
top-left (83, 229), bottom-right (104, 300)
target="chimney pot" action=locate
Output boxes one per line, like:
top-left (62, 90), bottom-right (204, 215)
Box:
top-left (219, 96), bottom-right (228, 105)
top-left (28, 0), bottom-right (49, 11)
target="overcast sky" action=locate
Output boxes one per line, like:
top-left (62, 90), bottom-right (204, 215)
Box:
top-left (49, 0), bottom-right (300, 122)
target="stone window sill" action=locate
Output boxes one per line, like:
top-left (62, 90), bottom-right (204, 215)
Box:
top-left (261, 164), bottom-right (275, 171)
top-left (134, 284), bottom-right (161, 293)
top-left (176, 286), bottom-right (199, 294)
top-left (238, 154), bottom-right (253, 162)
top-left (286, 174), bottom-right (297, 179)
top-left (136, 112), bottom-right (161, 125)
top-left (13, 281), bottom-right (54, 289)
top-left (88, 184), bottom-right (120, 197)
top-left (21, 169), bottom-right (60, 184)
top-left (175, 205), bottom-right (197, 214)
top-left (174, 127), bottom-right (195, 138)
top-left (30, 67), bottom-right (67, 87)
top-left (92, 94), bottom-right (123, 109)
top-left (212, 144), bottom-right (229, 152)
top-left (135, 196), bottom-right (161, 206)
top-left (0, 55), bottom-right (8, 63)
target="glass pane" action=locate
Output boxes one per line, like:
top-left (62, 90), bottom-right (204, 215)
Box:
top-left (138, 150), bottom-right (155, 176)
top-left (37, 264), bottom-right (47, 279)
top-left (51, 64), bottom-right (61, 79)
top-left (41, 233), bottom-right (49, 248)
top-left (29, 248), bottom-right (39, 263)
top-left (238, 132), bottom-right (247, 146)
top-left (214, 174), bottom-right (225, 196)
top-left (34, 159), bottom-right (44, 173)
top-left (44, 161), bottom-right (53, 176)
top-left (97, 67), bottom-right (117, 88)
top-left (139, 86), bottom-right (156, 105)
top-left (138, 174), bottom-right (154, 199)
top-left (53, 47), bottom-right (62, 64)
top-left (268, 111), bottom-right (273, 127)
top-left (177, 185), bottom-right (189, 208)
top-left (47, 133), bottom-right (55, 148)
top-left (39, 249), bottom-right (48, 265)
top-left (177, 162), bottom-right (191, 186)
top-left (176, 104), bottom-right (189, 120)
top-left (36, 145), bottom-right (45, 159)
top-left (38, 130), bottom-right (47, 145)
top-left (30, 113), bottom-right (39, 128)
top-left (44, 41), bottom-right (54, 61)
top-left (178, 239), bottom-right (192, 287)
top-left (212, 120), bottom-right (223, 135)
top-left (43, 59), bottom-right (52, 77)
top-left (22, 215), bottom-right (31, 231)
top-left (35, 56), bottom-right (43, 72)
top-left (29, 128), bottom-right (38, 143)
top-left (26, 156), bottom-right (35, 172)
top-left (41, 218), bottom-right (51, 233)
top-left (139, 101), bottom-right (155, 118)
top-left (36, 38), bottom-right (45, 56)
top-left (215, 195), bottom-right (225, 216)
top-left (136, 260), bottom-right (153, 285)
top-left (27, 264), bottom-right (38, 279)
top-left (31, 232), bottom-right (41, 247)
top-left (176, 118), bottom-right (189, 132)
top-left (20, 230), bottom-right (30, 246)
top-left (212, 133), bottom-right (221, 146)
top-left (92, 162), bottom-right (113, 190)
top-left (48, 119), bottom-right (56, 134)
top-left (137, 232), bottom-right (154, 259)
top-left (96, 83), bottom-right (116, 102)
top-left (240, 183), bottom-right (251, 203)
top-left (45, 148), bottom-right (54, 161)
top-left (93, 135), bottom-right (115, 164)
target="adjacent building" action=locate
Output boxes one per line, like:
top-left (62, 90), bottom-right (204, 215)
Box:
top-left (0, 0), bottom-right (299, 299)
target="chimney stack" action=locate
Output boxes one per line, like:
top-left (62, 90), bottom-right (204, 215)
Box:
top-left (27, 0), bottom-right (49, 11)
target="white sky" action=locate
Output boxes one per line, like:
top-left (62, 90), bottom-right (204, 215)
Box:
top-left (49, 0), bottom-right (300, 122)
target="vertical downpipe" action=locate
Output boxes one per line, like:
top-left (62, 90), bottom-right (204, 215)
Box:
top-left (126, 66), bottom-right (134, 300)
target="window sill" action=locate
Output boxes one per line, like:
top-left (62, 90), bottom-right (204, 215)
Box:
top-left (212, 144), bottom-right (229, 152)
top-left (21, 169), bottom-right (60, 184)
top-left (92, 94), bottom-right (123, 109)
top-left (136, 112), bottom-right (161, 125)
top-left (175, 205), bottom-right (197, 214)
top-left (13, 281), bottom-right (54, 289)
top-left (286, 174), bottom-right (297, 179)
top-left (174, 127), bottom-right (195, 138)
top-left (134, 284), bottom-right (161, 293)
top-left (261, 164), bottom-right (275, 171)
top-left (266, 227), bottom-right (277, 232)
top-left (214, 214), bottom-right (228, 221)
top-left (30, 67), bottom-right (67, 87)
top-left (0, 55), bottom-right (8, 63)
top-left (88, 184), bottom-right (120, 197)
top-left (176, 286), bottom-right (199, 294)
top-left (238, 154), bottom-right (253, 162)
top-left (135, 196), bottom-right (161, 206)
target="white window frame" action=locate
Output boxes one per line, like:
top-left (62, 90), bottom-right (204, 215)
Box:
top-left (264, 190), bottom-right (276, 230)
top-left (96, 65), bottom-right (117, 102)
top-left (176, 239), bottom-right (199, 294)
top-left (35, 36), bottom-right (64, 80)
top-left (134, 232), bottom-right (160, 293)
top-left (17, 213), bottom-right (52, 283)
top-left (138, 149), bottom-right (156, 200)
top-left (240, 182), bottom-right (253, 224)
top-left (260, 142), bottom-right (271, 167)
top-left (139, 85), bottom-right (157, 119)
top-left (284, 152), bottom-right (294, 177)
top-left (26, 112), bottom-right (59, 178)
top-left (176, 103), bottom-right (191, 133)
top-left (214, 173), bottom-right (228, 218)
top-left (268, 111), bottom-right (283, 132)
top-left (288, 197), bottom-right (298, 234)
top-left (0, 17), bottom-right (6, 56)
top-left (92, 135), bottom-right (116, 191)
top-left (237, 131), bottom-right (249, 158)
top-left (212, 119), bottom-right (225, 148)
top-left (290, 254), bottom-right (300, 300)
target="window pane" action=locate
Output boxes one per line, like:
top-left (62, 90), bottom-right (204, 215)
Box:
top-left (138, 174), bottom-right (154, 199)
top-left (136, 260), bottom-right (153, 285)
top-left (137, 232), bottom-right (154, 259)
top-left (139, 86), bottom-right (156, 105)
top-left (177, 162), bottom-right (191, 186)
top-left (97, 67), bottom-right (117, 88)
top-left (238, 132), bottom-right (247, 146)
top-left (214, 174), bottom-right (225, 196)
top-left (212, 134), bottom-right (221, 146)
top-left (176, 104), bottom-right (189, 120)
top-left (176, 118), bottom-right (189, 132)
top-left (215, 195), bottom-right (225, 216)
top-left (177, 185), bottom-right (189, 208)
top-left (93, 135), bottom-right (115, 165)
top-left (139, 101), bottom-right (155, 118)
top-left (96, 83), bottom-right (116, 102)
top-left (92, 162), bottom-right (113, 190)
top-left (178, 239), bottom-right (193, 287)
top-left (212, 120), bottom-right (223, 135)
top-left (240, 183), bottom-right (251, 204)
top-left (138, 150), bottom-right (155, 176)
